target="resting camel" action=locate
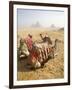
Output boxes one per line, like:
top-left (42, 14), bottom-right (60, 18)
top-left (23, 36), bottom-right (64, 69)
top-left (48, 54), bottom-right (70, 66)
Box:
top-left (40, 33), bottom-right (52, 45)
top-left (32, 38), bottom-right (59, 68)
top-left (18, 38), bottom-right (59, 69)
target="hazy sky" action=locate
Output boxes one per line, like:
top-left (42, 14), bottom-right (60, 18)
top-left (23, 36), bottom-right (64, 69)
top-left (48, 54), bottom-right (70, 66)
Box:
top-left (17, 9), bottom-right (65, 28)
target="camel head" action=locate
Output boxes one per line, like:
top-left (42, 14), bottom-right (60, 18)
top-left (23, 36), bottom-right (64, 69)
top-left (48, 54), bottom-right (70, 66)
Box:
top-left (18, 38), bottom-right (30, 58)
top-left (40, 33), bottom-right (42, 36)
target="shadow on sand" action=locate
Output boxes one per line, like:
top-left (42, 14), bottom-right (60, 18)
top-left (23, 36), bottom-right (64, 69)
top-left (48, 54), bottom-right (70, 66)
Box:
top-left (17, 57), bottom-right (52, 72)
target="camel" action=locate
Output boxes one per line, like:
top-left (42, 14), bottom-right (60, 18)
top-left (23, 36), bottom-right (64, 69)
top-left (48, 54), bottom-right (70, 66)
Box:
top-left (39, 33), bottom-right (52, 45)
top-left (33, 38), bottom-right (59, 67)
top-left (18, 38), bottom-right (59, 69)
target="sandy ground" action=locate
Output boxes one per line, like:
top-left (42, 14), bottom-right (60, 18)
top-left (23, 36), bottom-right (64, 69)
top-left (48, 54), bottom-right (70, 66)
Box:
top-left (17, 27), bottom-right (64, 80)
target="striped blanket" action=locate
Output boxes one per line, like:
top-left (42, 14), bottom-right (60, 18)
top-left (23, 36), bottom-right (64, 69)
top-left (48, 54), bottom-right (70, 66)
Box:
top-left (29, 42), bottom-right (54, 68)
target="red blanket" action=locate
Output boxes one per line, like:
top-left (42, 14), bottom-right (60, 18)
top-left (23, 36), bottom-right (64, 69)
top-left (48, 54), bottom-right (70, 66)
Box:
top-left (25, 36), bottom-right (33, 51)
